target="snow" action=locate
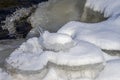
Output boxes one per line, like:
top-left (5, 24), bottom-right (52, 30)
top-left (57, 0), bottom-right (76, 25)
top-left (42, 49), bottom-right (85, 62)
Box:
top-left (6, 37), bottom-right (44, 71)
top-left (0, 68), bottom-right (11, 80)
top-left (47, 40), bottom-right (104, 66)
top-left (96, 59), bottom-right (120, 80)
top-left (102, 52), bottom-right (120, 61)
top-left (85, 0), bottom-right (120, 17)
top-left (39, 31), bottom-right (74, 51)
top-left (58, 21), bottom-right (120, 50)
top-left (6, 32), bottom-right (104, 72)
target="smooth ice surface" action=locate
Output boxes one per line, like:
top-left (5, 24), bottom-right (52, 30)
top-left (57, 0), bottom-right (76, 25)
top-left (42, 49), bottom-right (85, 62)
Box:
top-left (6, 32), bottom-right (104, 71)
top-left (85, 0), bottom-right (120, 17)
top-left (96, 59), bottom-right (120, 80)
top-left (58, 21), bottom-right (120, 50)
top-left (0, 68), bottom-right (11, 80)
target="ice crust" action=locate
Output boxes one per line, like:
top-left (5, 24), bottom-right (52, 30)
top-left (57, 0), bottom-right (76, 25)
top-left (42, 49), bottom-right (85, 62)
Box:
top-left (58, 21), bottom-right (120, 50)
top-left (96, 59), bottom-right (120, 80)
top-left (6, 32), bottom-right (104, 72)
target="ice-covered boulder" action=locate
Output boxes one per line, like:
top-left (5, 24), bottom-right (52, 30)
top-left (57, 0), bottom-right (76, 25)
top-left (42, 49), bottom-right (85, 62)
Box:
top-left (96, 59), bottom-right (120, 80)
top-left (6, 32), bottom-right (105, 80)
top-left (0, 68), bottom-right (11, 80)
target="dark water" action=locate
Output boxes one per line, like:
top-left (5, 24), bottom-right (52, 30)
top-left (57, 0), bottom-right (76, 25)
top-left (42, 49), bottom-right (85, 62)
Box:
top-left (0, 0), bottom-right (48, 39)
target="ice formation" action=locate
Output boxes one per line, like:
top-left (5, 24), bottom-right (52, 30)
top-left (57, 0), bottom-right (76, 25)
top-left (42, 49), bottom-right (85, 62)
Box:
top-left (1, 0), bottom-right (120, 80)
top-left (2, 7), bottom-right (33, 35)
top-left (6, 32), bottom-right (105, 80)
top-left (58, 20), bottom-right (120, 50)
top-left (85, 0), bottom-right (120, 17)
top-left (96, 59), bottom-right (120, 80)
top-left (0, 68), bottom-right (11, 80)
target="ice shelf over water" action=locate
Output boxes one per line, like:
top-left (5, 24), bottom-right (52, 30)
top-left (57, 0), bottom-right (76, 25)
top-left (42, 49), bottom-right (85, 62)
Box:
top-left (58, 21), bottom-right (120, 50)
top-left (6, 32), bottom-right (104, 71)
top-left (2, 0), bottom-right (120, 80)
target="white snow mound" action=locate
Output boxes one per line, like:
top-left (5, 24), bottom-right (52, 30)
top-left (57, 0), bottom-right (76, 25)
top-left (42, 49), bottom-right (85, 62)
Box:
top-left (58, 21), bottom-right (120, 50)
top-left (39, 31), bottom-right (74, 51)
top-left (96, 59), bottom-right (120, 80)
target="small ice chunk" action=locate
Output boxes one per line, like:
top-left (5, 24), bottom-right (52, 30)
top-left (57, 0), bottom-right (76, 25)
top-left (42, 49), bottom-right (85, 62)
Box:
top-left (96, 59), bottom-right (120, 80)
top-left (39, 31), bottom-right (74, 51)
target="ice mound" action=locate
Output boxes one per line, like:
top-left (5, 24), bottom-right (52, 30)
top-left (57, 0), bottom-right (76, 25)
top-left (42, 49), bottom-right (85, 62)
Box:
top-left (6, 37), bottom-right (43, 71)
top-left (58, 21), bottom-right (120, 50)
top-left (6, 32), bottom-right (105, 80)
top-left (96, 59), bottom-right (120, 80)
top-left (0, 68), bottom-right (11, 80)
top-left (29, 0), bottom-right (84, 32)
top-left (39, 31), bottom-right (74, 51)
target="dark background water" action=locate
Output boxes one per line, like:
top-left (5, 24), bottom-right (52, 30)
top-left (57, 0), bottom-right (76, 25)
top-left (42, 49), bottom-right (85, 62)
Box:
top-left (0, 0), bottom-right (48, 39)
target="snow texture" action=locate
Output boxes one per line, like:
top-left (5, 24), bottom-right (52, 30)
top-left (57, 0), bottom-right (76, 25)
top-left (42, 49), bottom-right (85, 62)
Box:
top-left (39, 31), bottom-right (74, 51)
top-left (96, 59), bottom-right (120, 80)
top-left (6, 32), bottom-right (104, 73)
top-left (58, 21), bottom-right (120, 50)
top-left (6, 37), bottom-right (43, 71)
top-left (0, 68), bottom-right (11, 80)
top-left (85, 0), bottom-right (120, 17)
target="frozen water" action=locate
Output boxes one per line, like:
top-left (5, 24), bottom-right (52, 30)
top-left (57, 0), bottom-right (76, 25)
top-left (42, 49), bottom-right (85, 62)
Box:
top-left (58, 21), bottom-right (120, 50)
top-left (85, 0), bottom-right (120, 17)
top-left (6, 32), bottom-right (105, 80)
top-left (2, 7), bottom-right (33, 35)
top-left (29, 0), bottom-right (84, 32)
top-left (96, 59), bottom-right (120, 80)
top-left (6, 37), bottom-right (43, 71)
top-left (0, 68), bottom-right (11, 80)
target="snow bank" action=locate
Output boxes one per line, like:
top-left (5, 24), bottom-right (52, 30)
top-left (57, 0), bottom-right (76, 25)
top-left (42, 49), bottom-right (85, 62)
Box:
top-left (0, 68), bottom-right (11, 80)
top-left (96, 59), bottom-right (120, 80)
top-left (58, 21), bottom-right (120, 50)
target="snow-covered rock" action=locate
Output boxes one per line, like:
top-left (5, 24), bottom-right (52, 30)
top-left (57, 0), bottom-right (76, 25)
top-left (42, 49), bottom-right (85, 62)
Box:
top-left (96, 59), bottom-right (120, 80)
top-left (0, 68), bottom-right (11, 80)
top-left (58, 21), bottom-right (120, 50)
top-left (6, 32), bottom-right (105, 80)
